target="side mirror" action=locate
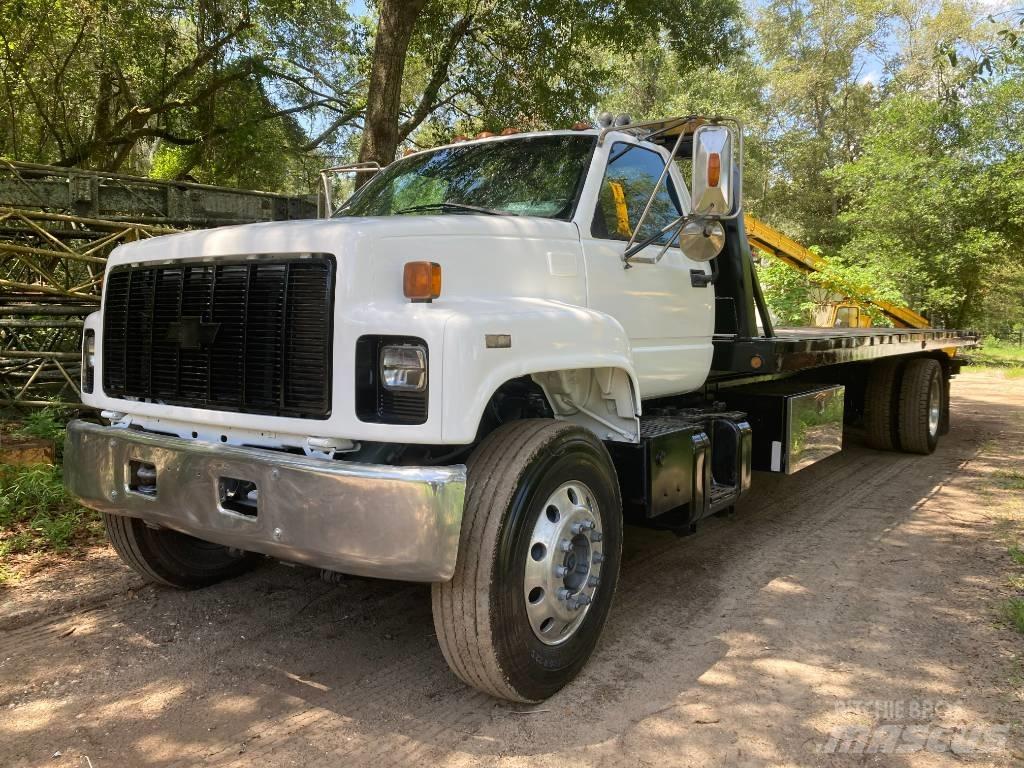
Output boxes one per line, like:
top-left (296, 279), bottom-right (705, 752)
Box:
top-left (691, 124), bottom-right (739, 218)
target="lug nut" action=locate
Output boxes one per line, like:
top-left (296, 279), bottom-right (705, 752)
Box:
top-left (554, 565), bottom-right (568, 577)
top-left (590, 531), bottom-right (603, 542)
top-left (558, 538), bottom-right (572, 553)
top-left (588, 575), bottom-right (600, 588)
top-left (571, 520), bottom-right (595, 535)
top-left (592, 552), bottom-right (604, 564)
top-left (557, 588), bottom-right (572, 601)
top-left (568, 594), bottom-right (593, 610)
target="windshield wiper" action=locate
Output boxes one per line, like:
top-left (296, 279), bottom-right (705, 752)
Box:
top-left (394, 202), bottom-right (511, 216)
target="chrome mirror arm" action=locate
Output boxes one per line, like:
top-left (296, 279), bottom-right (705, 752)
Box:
top-left (318, 162), bottom-right (382, 218)
top-left (623, 213), bottom-right (690, 265)
top-left (623, 128), bottom-right (688, 257)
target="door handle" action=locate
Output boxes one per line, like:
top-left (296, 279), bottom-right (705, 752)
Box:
top-left (690, 269), bottom-right (714, 288)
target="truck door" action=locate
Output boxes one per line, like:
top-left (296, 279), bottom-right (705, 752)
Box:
top-left (580, 141), bottom-right (714, 398)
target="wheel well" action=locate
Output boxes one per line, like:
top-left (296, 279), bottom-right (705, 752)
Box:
top-left (475, 376), bottom-right (556, 443)
top-left (477, 368), bottom-right (640, 444)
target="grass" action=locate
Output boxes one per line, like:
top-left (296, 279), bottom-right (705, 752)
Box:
top-left (0, 408), bottom-right (103, 584)
top-left (969, 338), bottom-right (1024, 378)
top-left (1003, 598), bottom-right (1024, 635)
top-left (1010, 546), bottom-right (1024, 567)
top-left (994, 470), bottom-right (1024, 491)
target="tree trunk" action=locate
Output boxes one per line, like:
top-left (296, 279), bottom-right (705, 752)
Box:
top-left (357, 0), bottom-right (427, 178)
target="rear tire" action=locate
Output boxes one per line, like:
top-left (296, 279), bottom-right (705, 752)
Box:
top-left (431, 419), bottom-right (622, 703)
top-left (896, 358), bottom-right (944, 455)
top-left (104, 514), bottom-right (257, 588)
top-left (863, 359), bottom-right (903, 451)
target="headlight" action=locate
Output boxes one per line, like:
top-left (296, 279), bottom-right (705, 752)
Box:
top-left (380, 344), bottom-right (427, 392)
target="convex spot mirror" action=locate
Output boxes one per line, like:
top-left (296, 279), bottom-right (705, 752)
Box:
top-left (691, 124), bottom-right (739, 218)
top-left (678, 220), bottom-right (726, 262)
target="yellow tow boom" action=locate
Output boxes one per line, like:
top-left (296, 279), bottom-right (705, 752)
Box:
top-left (744, 215), bottom-right (930, 329)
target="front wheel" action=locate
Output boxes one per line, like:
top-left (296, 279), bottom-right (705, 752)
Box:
top-left (431, 419), bottom-right (622, 702)
top-left (104, 514), bottom-right (257, 588)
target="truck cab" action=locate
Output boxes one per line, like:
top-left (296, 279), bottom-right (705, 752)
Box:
top-left (65, 115), bottom-right (976, 704)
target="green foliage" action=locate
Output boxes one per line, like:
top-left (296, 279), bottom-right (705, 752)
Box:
top-left (1003, 597), bottom-right (1024, 635)
top-left (0, 0), bottom-right (355, 186)
top-left (600, 0), bottom-right (1023, 334)
top-left (1010, 546), bottom-right (1024, 566)
top-left (0, 464), bottom-right (102, 566)
top-left (13, 407), bottom-right (70, 445)
top-left (971, 339), bottom-right (1024, 373)
top-left (756, 258), bottom-right (814, 326)
top-left (0, 0), bottom-right (744, 189)
top-left (1, 411), bottom-right (99, 578)
top-left (833, 69), bottom-right (1024, 329)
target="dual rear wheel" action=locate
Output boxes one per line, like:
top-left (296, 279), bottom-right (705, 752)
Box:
top-left (864, 357), bottom-right (947, 454)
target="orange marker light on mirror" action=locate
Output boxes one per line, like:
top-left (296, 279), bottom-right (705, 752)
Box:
top-left (707, 152), bottom-right (721, 188)
top-left (404, 261), bottom-right (442, 302)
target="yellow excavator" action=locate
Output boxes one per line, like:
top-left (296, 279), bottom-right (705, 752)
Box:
top-left (743, 215), bottom-right (930, 329)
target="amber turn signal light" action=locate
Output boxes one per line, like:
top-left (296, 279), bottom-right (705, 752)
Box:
top-left (707, 152), bottom-right (721, 188)
top-left (403, 261), bottom-right (442, 302)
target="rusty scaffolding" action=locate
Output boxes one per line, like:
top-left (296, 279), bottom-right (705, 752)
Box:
top-left (0, 160), bottom-right (317, 410)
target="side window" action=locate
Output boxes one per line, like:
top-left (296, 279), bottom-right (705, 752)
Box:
top-left (592, 143), bottom-right (683, 244)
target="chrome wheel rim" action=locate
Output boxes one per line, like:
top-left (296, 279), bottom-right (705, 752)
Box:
top-left (524, 480), bottom-right (604, 646)
top-left (928, 378), bottom-right (941, 438)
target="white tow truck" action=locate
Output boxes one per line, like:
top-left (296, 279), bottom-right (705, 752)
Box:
top-left (65, 115), bottom-right (977, 702)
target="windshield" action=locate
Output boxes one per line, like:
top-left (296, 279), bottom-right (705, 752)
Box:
top-left (335, 134), bottom-right (596, 220)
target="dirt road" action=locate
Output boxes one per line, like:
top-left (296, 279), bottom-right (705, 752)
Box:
top-left (2, 373), bottom-right (1023, 767)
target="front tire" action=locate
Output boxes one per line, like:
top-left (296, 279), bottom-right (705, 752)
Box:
top-left (104, 514), bottom-right (257, 588)
top-left (431, 419), bottom-right (622, 702)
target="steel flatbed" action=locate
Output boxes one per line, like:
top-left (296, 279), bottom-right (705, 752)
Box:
top-left (710, 326), bottom-right (979, 381)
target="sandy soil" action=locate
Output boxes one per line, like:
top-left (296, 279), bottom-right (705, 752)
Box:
top-left (1, 372), bottom-right (1022, 768)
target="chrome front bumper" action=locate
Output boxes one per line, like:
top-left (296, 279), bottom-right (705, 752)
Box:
top-left (64, 420), bottom-right (467, 582)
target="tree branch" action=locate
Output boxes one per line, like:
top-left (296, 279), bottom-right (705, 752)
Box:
top-left (397, 12), bottom-right (475, 141)
top-left (302, 102), bottom-right (366, 151)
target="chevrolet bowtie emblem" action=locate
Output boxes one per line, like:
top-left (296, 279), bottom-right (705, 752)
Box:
top-left (166, 317), bottom-right (221, 350)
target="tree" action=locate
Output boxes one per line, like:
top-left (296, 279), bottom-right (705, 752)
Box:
top-left (354, 0), bottom-right (744, 168)
top-left (0, 0), bottom-right (354, 187)
top-left (357, 0), bottom-right (429, 169)
top-left (833, 61), bottom-right (1024, 329)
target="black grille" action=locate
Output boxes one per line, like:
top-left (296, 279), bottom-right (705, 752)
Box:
top-left (102, 255), bottom-right (334, 418)
top-left (355, 335), bottom-right (428, 425)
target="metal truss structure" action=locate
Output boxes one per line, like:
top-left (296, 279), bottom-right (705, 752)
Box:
top-left (1, 160), bottom-right (318, 410)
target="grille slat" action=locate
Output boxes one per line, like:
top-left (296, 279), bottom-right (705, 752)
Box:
top-left (102, 255), bottom-right (334, 419)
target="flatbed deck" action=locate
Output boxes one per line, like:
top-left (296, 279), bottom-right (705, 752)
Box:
top-left (710, 327), bottom-right (979, 381)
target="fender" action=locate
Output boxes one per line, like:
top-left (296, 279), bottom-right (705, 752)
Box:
top-left (440, 298), bottom-right (641, 443)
